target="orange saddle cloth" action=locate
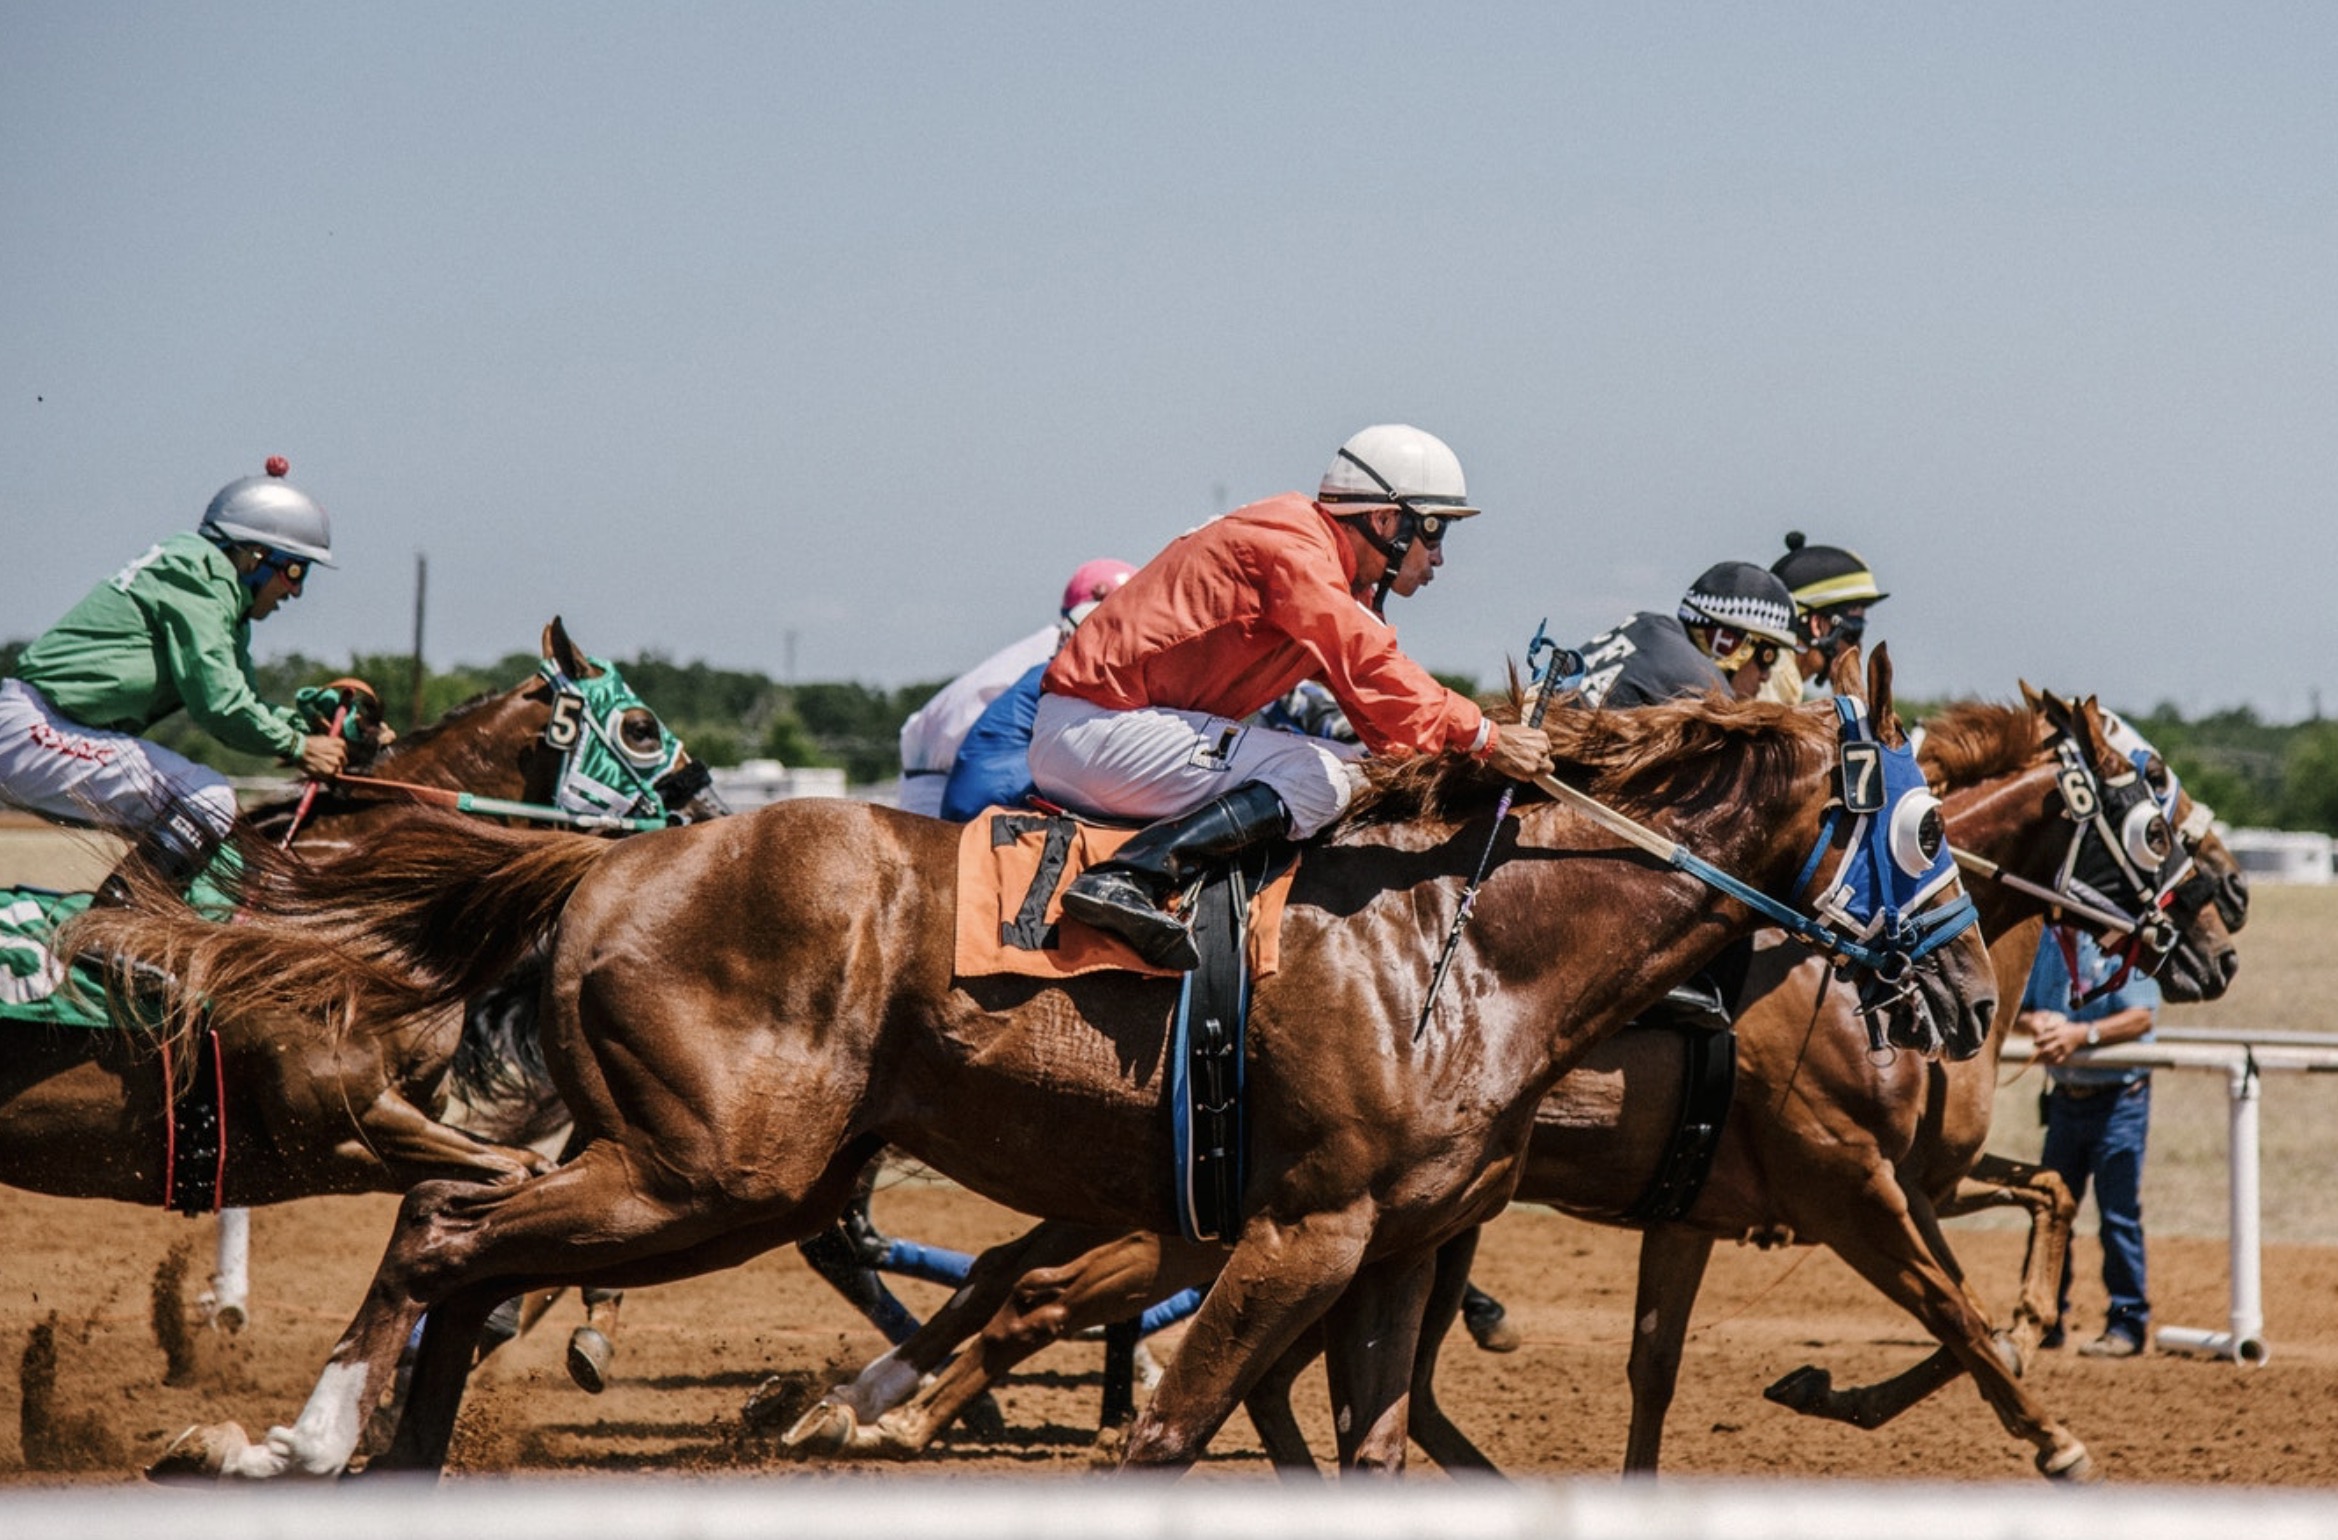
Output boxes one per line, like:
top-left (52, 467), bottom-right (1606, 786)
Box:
top-left (953, 808), bottom-right (1295, 981)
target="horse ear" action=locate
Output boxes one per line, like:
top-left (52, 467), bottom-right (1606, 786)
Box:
top-left (2019, 680), bottom-right (2045, 713)
top-left (2034, 688), bottom-right (2077, 738)
top-left (542, 617), bottom-right (599, 678)
top-left (1867, 643), bottom-right (1904, 746)
top-left (2072, 694), bottom-right (2117, 770)
top-left (1829, 642), bottom-right (1865, 702)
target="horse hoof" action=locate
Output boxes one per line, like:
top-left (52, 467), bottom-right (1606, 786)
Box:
top-left (566, 1327), bottom-right (613, 1394)
top-left (2040, 1442), bottom-right (2098, 1483)
top-left (1762, 1364), bottom-right (1832, 1414)
top-left (777, 1399), bottom-right (855, 1455)
top-left (147, 1422), bottom-right (248, 1483)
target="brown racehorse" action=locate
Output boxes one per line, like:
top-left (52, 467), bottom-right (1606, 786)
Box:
top-left (1, 618), bottom-right (716, 1208)
top-left (108, 647), bottom-right (1995, 1480)
top-left (782, 691), bottom-right (2237, 1481)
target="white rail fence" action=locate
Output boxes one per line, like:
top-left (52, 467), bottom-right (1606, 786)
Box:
top-left (2000, 1024), bottom-right (2338, 1364)
top-left (10, 1476), bottom-right (2338, 1540)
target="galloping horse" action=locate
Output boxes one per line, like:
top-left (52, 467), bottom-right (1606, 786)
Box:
top-left (115, 647), bottom-right (1995, 1479)
top-left (783, 691), bottom-right (2236, 1480)
top-left (1, 619), bottom-right (716, 1209)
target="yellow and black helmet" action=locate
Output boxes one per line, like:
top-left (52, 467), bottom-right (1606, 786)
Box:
top-left (1771, 532), bottom-right (1886, 617)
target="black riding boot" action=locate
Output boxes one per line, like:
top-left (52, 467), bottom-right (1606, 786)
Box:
top-left (1059, 781), bottom-right (1288, 972)
top-left (92, 803), bottom-right (221, 908)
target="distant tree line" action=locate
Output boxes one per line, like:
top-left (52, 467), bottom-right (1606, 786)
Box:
top-left (0, 638), bottom-right (943, 786)
top-left (10, 634), bottom-right (2325, 830)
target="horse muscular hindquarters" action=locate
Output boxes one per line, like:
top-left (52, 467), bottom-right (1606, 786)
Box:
top-left (793, 693), bottom-right (2232, 1479)
top-left (16, 620), bottom-right (716, 1211)
top-left (137, 653), bottom-right (1994, 1479)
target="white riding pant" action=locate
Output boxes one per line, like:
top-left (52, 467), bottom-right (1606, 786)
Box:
top-left (0, 678), bottom-right (239, 837)
top-left (1028, 691), bottom-right (1366, 839)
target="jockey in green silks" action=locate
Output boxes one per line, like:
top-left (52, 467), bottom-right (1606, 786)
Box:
top-left (0, 457), bottom-right (392, 904)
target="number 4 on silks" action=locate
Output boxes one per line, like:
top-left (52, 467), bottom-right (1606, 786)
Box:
top-left (1840, 741), bottom-right (1885, 814)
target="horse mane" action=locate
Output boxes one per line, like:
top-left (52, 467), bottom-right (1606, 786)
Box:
top-left (368, 687), bottom-right (517, 769)
top-left (1919, 700), bottom-right (2043, 792)
top-left (240, 686), bottom-right (521, 825)
top-left (1339, 687), bottom-right (1818, 834)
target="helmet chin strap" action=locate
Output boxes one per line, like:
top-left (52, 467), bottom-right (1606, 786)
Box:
top-left (1366, 516), bottom-right (1417, 617)
top-left (1332, 447), bottom-right (1418, 617)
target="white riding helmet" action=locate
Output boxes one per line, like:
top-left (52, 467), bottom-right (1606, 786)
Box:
top-left (200, 459), bottom-right (336, 566)
top-left (1316, 424), bottom-right (1481, 520)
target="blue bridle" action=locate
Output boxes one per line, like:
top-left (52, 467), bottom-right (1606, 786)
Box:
top-left (1540, 693), bottom-right (1978, 985)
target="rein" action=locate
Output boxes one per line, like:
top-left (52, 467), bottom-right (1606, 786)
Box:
top-left (1944, 713), bottom-right (2196, 1001)
top-left (311, 772), bottom-right (676, 834)
top-left (1533, 772), bottom-right (1969, 981)
top-left (279, 658), bottom-right (689, 847)
top-left (1531, 696), bottom-right (1976, 982)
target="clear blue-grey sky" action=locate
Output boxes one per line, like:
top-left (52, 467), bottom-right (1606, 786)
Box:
top-left (5, 4), bottom-right (2333, 716)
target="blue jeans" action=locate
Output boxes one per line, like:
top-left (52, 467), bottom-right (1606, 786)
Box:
top-left (2043, 1077), bottom-right (2152, 1341)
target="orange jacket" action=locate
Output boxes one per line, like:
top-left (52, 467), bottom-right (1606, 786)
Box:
top-left (1042, 493), bottom-right (1490, 758)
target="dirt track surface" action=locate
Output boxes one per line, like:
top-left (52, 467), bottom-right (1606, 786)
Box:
top-left (7, 1177), bottom-right (2338, 1486)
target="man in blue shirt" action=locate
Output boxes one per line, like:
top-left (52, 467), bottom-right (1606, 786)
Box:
top-left (2020, 926), bottom-right (2162, 1358)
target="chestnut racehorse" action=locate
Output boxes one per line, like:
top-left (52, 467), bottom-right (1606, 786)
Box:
top-left (111, 648), bottom-right (1995, 1479)
top-left (783, 691), bottom-right (2235, 1481)
top-left (3, 619), bottom-right (716, 1209)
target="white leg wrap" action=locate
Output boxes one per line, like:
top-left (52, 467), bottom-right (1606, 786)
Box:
top-left (242, 1361), bottom-right (372, 1478)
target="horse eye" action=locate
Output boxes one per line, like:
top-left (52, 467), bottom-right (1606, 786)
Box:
top-left (1888, 793), bottom-right (1946, 877)
top-left (2145, 755), bottom-right (2172, 794)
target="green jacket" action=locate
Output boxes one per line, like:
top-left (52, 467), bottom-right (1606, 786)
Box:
top-left (13, 532), bottom-right (307, 760)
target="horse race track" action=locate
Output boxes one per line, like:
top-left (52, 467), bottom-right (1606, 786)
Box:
top-left (6, 877), bottom-right (2338, 1486)
top-left (3, 1167), bottom-right (2337, 1485)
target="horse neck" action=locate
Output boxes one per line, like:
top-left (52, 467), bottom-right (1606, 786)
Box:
top-left (401, 690), bottom-right (544, 793)
top-left (1940, 759), bottom-right (2066, 941)
top-left (290, 688), bottom-right (547, 851)
top-left (1491, 749), bottom-right (1834, 1083)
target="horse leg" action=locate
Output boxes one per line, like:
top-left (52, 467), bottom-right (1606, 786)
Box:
top-left (205, 1208), bottom-right (251, 1332)
top-left (1622, 1224), bottom-right (1714, 1475)
top-left (1318, 1247), bottom-right (1437, 1474)
top-left (855, 1230), bottom-right (1219, 1460)
top-left (1240, 1324), bottom-right (1326, 1476)
top-left (361, 1288), bottom-right (502, 1472)
top-left (154, 1137), bottom-right (845, 1481)
top-left (778, 1219), bottom-right (1132, 1455)
top-left (1941, 1154), bottom-right (2077, 1370)
top-left (1765, 1180), bottom-right (2093, 1481)
top-left (566, 1288), bottom-right (624, 1393)
top-left (1406, 1226), bottom-right (1498, 1473)
top-left (356, 1087), bottom-right (554, 1185)
top-left (1123, 1203), bottom-right (1372, 1472)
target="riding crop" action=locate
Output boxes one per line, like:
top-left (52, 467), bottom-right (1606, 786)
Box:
top-left (1414, 621), bottom-right (1573, 1040)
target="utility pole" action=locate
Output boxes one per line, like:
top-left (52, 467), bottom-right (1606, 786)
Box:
top-left (408, 552), bottom-right (428, 732)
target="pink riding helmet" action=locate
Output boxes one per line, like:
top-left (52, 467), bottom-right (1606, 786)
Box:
top-left (1061, 558), bottom-right (1136, 621)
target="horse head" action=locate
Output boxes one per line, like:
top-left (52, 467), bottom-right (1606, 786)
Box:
top-left (1519, 642), bottom-right (1996, 1061)
top-left (1818, 644), bottom-right (1998, 1059)
top-left (2095, 703), bottom-right (2244, 998)
top-left (1926, 689), bottom-right (2239, 1007)
top-left (347, 617), bottom-right (728, 829)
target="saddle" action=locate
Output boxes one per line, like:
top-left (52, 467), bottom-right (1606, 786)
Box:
top-left (953, 810), bottom-right (1296, 981)
top-left (1615, 947), bottom-right (1750, 1225)
top-left (2, 883), bottom-right (230, 1212)
top-left (954, 808), bottom-right (1297, 1243)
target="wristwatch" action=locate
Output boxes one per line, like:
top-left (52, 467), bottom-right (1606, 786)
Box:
top-left (2084, 1022), bottom-right (2102, 1048)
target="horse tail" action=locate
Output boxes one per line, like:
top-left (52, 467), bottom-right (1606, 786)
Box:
top-left (60, 811), bottom-right (616, 1051)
